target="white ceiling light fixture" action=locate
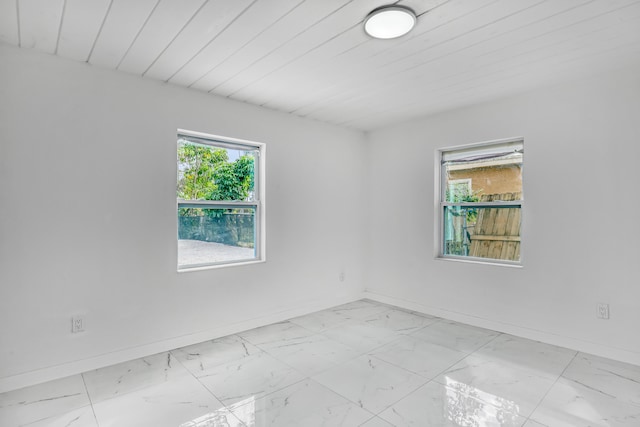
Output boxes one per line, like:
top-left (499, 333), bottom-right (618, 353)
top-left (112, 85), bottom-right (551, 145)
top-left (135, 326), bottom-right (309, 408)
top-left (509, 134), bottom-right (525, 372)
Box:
top-left (364, 5), bottom-right (416, 39)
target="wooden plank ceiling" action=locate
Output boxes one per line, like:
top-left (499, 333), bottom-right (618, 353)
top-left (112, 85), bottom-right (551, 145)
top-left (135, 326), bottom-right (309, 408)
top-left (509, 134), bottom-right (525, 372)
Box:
top-left (2, 0), bottom-right (640, 131)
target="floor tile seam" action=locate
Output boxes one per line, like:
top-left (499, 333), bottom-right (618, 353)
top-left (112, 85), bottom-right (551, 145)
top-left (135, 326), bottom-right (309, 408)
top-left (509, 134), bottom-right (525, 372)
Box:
top-left (313, 329), bottom-right (400, 357)
top-left (558, 374), bottom-right (640, 409)
top-left (7, 406), bottom-right (94, 427)
top-left (170, 348), bottom-right (249, 427)
top-left (80, 373), bottom-right (100, 427)
top-left (81, 374), bottom-right (141, 406)
top-left (425, 332), bottom-right (558, 420)
top-left (453, 356), bottom-right (571, 393)
top-left (336, 307), bottom-right (395, 323)
top-left (250, 342), bottom-right (343, 379)
top-left (191, 354), bottom-right (308, 408)
top-left (222, 377), bottom-right (311, 420)
top-left (82, 351), bottom-right (200, 402)
top-left (169, 345), bottom-right (264, 379)
top-left (0, 380), bottom-right (92, 424)
top-left (471, 330), bottom-right (505, 353)
top-left (267, 333), bottom-right (385, 376)
top-left (359, 307), bottom-right (437, 326)
top-left (362, 353), bottom-right (436, 381)
top-left (463, 332), bottom-right (580, 381)
top-left (574, 352), bottom-right (630, 374)
top-left (366, 377), bottom-right (436, 420)
top-left (358, 331), bottom-right (417, 356)
top-left (302, 376), bottom-right (382, 419)
top-left (361, 320), bottom-right (442, 338)
top-left (176, 330), bottom-right (359, 386)
top-left (405, 318), bottom-right (447, 339)
top-left (291, 320), bottom-right (335, 337)
top-left (460, 353), bottom-right (569, 382)
top-left (323, 351), bottom-right (436, 415)
top-left (525, 351), bottom-right (579, 424)
top-left (429, 373), bottom-right (529, 411)
top-left (458, 331), bottom-right (506, 362)
top-left (238, 322), bottom-right (325, 348)
top-left (358, 414), bottom-right (383, 427)
top-left (288, 311), bottom-right (354, 329)
top-left (409, 342), bottom-right (489, 391)
top-left (560, 351), bottom-right (640, 407)
top-left (405, 320), bottom-right (490, 348)
top-left (366, 340), bottom-right (469, 381)
top-left (475, 331), bottom-right (582, 359)
top-left (248, 329), bottom-right (370, 369)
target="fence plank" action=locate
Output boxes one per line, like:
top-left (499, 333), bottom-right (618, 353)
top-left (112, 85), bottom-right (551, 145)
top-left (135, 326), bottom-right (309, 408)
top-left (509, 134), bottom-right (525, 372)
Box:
top-left (469, 191), bottom-right (521, 261)
top-left (472, 235), bottom-right (520, 242)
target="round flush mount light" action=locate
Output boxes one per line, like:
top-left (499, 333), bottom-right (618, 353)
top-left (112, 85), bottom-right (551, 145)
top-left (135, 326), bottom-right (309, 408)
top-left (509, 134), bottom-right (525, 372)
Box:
top-left (364, 5), bottom-right (416, 39)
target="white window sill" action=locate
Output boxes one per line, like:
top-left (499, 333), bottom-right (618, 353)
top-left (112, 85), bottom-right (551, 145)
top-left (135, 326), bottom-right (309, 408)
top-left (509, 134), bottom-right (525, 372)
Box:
top-left (178, 258), bottom-right (266, 273)
top-left (435, 255), bottom-right (523, 268)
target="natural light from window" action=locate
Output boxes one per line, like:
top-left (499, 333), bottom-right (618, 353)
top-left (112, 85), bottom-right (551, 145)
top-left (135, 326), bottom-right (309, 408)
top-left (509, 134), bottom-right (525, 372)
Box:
top-left (177, 131), bottom-right (264, 270)
top-left (438, 139), bottom-right (523, 264)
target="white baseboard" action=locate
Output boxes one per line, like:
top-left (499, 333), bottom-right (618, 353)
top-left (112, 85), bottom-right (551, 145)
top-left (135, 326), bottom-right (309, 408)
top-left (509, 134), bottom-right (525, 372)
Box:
top-left (0, 293), bottom-right (364, 393)
top-left (364, 290), bottom-right (640, 367)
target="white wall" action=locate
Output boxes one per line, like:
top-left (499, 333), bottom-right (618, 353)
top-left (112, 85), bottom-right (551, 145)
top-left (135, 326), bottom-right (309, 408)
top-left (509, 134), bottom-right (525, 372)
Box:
top-left (365, 66), bottom-right (640, 365)
top-left (2, 43), bottom-right (639, 394)
top-left (0, 45), bottom-right (367, 391)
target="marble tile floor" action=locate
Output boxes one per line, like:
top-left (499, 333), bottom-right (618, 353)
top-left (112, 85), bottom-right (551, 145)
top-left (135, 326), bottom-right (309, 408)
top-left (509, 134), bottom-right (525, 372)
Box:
top-left (2, 299), bottom-right (640, 426)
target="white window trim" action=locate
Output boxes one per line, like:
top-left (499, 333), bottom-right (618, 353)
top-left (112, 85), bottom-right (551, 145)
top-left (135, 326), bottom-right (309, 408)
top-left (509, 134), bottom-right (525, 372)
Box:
top-left (177, 129), bottom-right (266, 271)
top-left (434, 137), bottom-right (524, 267)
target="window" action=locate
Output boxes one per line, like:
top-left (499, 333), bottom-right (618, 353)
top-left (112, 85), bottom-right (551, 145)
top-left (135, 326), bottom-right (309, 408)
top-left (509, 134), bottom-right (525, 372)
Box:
top-left (437, 139), bottom-right (523, 264)
top-left (177, 130), bottom-right (264, 270)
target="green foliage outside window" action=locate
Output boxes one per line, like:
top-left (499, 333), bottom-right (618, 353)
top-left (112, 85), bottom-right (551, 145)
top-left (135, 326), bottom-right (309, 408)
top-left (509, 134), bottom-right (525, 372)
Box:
top-left (177, 141), bottom-right (257, 249)
top-left (177, 141), bottom-right (254, 203)
top-left (445, 186), bottom-right (482, 223)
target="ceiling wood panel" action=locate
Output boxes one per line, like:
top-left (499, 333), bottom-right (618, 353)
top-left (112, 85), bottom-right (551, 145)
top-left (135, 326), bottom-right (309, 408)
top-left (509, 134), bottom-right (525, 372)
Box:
top-left (143, 0), bottom-right (254, 81)
top-left (2, 0), bottom-right (639, 130)
top-left (240, 0), bottom-right (500, 109)
top-left (191, 0), bottom-right (352, 93)
top-left (57, 0), bottom-right (111, 62)
top-left (88, 0), bottom-right (159, 68)
top-left (239, 26), bottom-right (370, 106)
top-left (349, 41), bottom-right (640, 129)
top-left (211, 0), bottom-right (395, 99)
top-left (319, 28), bottom-right (640, 128)
top-left (117, 0), bottom-right (206, 75)
top-left (288, 0), bottom-right (638, 119)
top-left (18, 0), bottom-right (64, 53)
top-left (290, 0), bottom-right (599, 117)
top-left (225, 0), bottom-right (449, 105)
top-left (169, 0), bottom-right (305, 87)
top-left (0, 0), bottom-right (19, 45)
top-left (334, 19), bottom-right (640, 128)
top-left (274, 0), bottom-right (564, 114)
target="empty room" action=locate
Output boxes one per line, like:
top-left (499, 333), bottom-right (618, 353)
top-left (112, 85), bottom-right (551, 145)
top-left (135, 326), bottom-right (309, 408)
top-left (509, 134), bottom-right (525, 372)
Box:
top-left (1, 0), bottom-right (640, 426)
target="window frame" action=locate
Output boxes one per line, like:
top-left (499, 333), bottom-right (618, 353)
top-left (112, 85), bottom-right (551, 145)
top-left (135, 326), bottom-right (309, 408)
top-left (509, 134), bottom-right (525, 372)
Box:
top-left (434, 137), bottom-right (524, 267)
top-left (177, 129), bottom-right (266, 271)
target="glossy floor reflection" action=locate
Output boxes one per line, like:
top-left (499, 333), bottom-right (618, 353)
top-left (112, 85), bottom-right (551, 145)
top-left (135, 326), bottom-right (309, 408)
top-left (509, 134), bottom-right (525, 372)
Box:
top-left (2, 300), bottom-right (640, 426)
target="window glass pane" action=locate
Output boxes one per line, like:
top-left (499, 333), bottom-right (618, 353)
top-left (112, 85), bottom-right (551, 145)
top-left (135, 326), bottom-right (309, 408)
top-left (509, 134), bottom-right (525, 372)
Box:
top-left (443, 206), bottom-right (521, 261)
top-left (177, 138), bottom-right (256, 202)
top-left (178, 207), bottom-right (256, 268)
top-left (444, 151), bottom-right (522, 202)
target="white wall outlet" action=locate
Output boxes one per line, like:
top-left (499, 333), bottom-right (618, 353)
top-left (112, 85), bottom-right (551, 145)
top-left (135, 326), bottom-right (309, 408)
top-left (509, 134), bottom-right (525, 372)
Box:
top-left (597, 303), bottom-right (609, 319)
top-left (71, 315), bottom-right (85, 333)
top-left (339, 271), bottom-right (345, 282)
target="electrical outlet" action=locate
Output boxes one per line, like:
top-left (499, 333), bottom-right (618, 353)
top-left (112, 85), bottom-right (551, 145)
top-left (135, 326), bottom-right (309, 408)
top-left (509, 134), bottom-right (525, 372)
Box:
top-left (597, 303), bottom-right (609, 320)
top-left (71, 316), bottom-right (85, 333)
top-left (339, 271), bottom-right (345, 282)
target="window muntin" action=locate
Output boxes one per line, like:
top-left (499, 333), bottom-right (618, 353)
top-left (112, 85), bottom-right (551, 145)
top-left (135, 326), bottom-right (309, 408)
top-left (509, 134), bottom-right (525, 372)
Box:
top-left (177, 131), bottom-right (264, 270)
top-left (439, 139), bottom-right (523, 264)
